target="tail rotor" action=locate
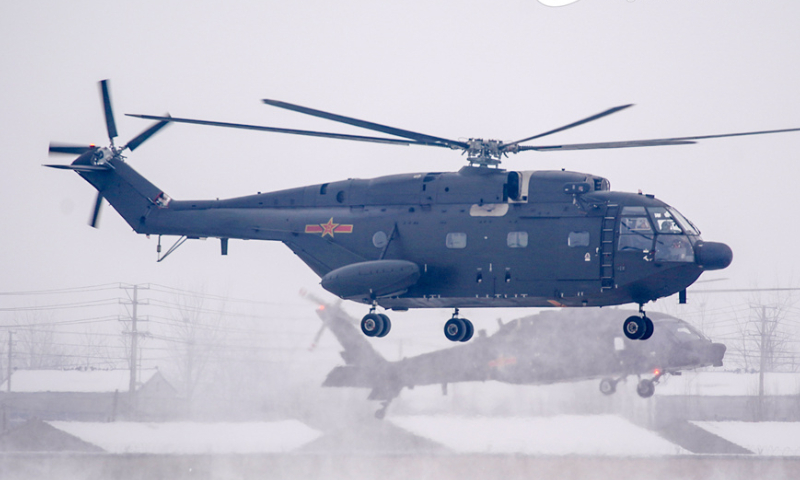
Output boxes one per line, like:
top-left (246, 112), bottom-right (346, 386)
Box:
top-left (46, 80), bottom-right (170, 228)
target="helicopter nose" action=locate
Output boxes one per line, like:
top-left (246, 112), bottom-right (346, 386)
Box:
top-left (708, 342), bottom-right (727, 367)
top-left (695, 241), bottom-right (733, 270)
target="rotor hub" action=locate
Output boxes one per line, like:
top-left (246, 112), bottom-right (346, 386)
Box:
top-left (465, 138), bottom-right (504, 167)
top-left (93, 147), bottom-right (117, 166)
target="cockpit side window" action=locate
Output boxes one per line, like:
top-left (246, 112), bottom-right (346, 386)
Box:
top-left (618, 215), bottom-right (654, 252)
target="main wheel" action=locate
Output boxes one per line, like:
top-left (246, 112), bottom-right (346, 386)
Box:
top-left (459, 319), bottom-right (474, 342)
top-left (361, 313), bottom-right (385, 337)
top-left (376, 314), bottom-right (392, 337)
top-left (636, 379), bottom-right (655, 398)
top-left (599, 378), bottom-right (617, 395)
top-left (640, 316), bottom-right (654, 340)
top-left (444, 318), bottom-right (467, 342)
top-left (623, 316), bottom-right (646, 340)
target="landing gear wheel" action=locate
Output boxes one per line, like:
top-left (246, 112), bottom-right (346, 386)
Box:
top-left (376, 314), bottom-right (392, 338)
top-left (599, 378), bottom-right (617, 395)
top-left (640, 316), bottom-right (654, 340)
top-left (361, 313), bottom-right (385, 337)
top-left (636, 379), bottom-right (655, 398)
top-left (444, 317), bottom-right (467, 342)
top-left (623, 316), bottom-right (646, 340)
top-left (459, 319), bottom-right (474, 342)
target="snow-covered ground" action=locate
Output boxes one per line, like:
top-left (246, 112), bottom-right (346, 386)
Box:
top-left (656, 372), bottom-right (800, 397)
top-left (1, 369), bottom-right (162, 393)
top-left (47, 421), bottom-right (321, 454)
top-left (389, 415), bottom-right (687, 456)
top-left (693, 422), bottom-right (800, 456)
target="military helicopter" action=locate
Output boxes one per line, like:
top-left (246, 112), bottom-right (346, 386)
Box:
top-left (48, 81), bottom-right (799, 342)
top-left (305, 291), bottom-right (726, 419)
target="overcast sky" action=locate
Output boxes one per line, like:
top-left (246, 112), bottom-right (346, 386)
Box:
top-left (2, 0), bottom-right (800, 339)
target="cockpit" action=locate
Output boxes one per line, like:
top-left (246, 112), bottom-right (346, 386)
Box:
top-left (617, 205), bottom-right (700, 263)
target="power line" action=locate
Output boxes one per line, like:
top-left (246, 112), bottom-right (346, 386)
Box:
top-left (0, 299), bottom-right (122, 312)
top-left (148, 283), bottom-right (303, 306)
top-left (0, 283), bottom-right (123, 296)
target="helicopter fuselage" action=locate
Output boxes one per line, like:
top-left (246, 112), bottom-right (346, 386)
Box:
top-left (86, 159), bottom-right (731, 312)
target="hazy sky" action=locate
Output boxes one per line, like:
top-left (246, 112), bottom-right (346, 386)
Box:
top-left (2, 0), bottom-right (800, 339)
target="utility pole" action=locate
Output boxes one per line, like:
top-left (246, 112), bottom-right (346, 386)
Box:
top-left (121, 284), bottom-right (147, 417)
top-left (6, 331), bottom-right (13, 393)
top-left (129, 284), bottom-right (138, 395)
top-left (758, 306), bottom-right (767, 399)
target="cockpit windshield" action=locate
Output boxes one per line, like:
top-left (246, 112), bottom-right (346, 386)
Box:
top-left (646, 206), bottom-right (700, 236)
top-left (648, 207), bottom-right (683, 234)
top-left (668, 207), bottom-right (700, 235)
top-left (670, 322), bottom-right (707, 342)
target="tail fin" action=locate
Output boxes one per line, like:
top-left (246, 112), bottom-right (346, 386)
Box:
top-left (74, 156), bottom-right (169, 233)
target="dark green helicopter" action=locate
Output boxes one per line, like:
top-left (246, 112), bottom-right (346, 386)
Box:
top-left (48, 81), bottom-right (797, 342)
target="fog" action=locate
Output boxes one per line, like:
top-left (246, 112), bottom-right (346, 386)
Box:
top-left (2, 0), bottom-right (800, 478)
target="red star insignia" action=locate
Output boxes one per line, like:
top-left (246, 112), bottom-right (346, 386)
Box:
top-left (320, 218), bottom-right (339, 237)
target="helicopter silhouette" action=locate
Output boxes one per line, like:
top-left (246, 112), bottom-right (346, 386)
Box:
top-left (48, 80), bottom-right (799, 342)
top-left (304, 291), bottom-right (726, 419)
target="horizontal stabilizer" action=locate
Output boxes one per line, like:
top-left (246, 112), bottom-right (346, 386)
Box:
top-left (323, 366), bottom-right (379, 388)
top-left (323, 366), bottom-right (401, 401)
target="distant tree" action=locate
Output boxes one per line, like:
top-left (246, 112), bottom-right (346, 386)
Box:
top-left (13, 312), bottom-right (68, 369)
top-left (153, 289), bottom-right (229, 413)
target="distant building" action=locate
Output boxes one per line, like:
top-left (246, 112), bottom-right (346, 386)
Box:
top-left (0, 368), bottom-right (179, 424)
top-left (647, 371), bottom-right (800, 426)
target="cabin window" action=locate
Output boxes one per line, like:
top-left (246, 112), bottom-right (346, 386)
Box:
top-left (568, 231), bottom-right (590, 247)
top-left (336, 191), bottom-right (346, 203)
top-left (507, 231), bottom-right (528, 248)
top-left (446, 232), bottom-right (467, 249)
top-left (320, 183), bottom-right (329, 195)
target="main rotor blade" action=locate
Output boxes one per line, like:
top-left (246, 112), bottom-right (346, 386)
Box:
top-left (123, 117), bottom-right (171, 152)
top-left (43, 164), bottom-right (110, 172)
top-left (126, 114), bottom-right (444, 147)
top-left (518, 139), bottom-right (697, 152)
top-left (506, 104), bottom-right (634, 148)
top-left (99, 80), bottom-right (118, 143)
top-left (89, 192), bottom-right (103, 228)
top-left (262, 99), bottom-right (469, 149)
top-left (49, 143), bottom-right (94, 155)
top-left (518, 127), bottom-right (800, 152)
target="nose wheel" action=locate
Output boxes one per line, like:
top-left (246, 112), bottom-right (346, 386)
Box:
top-left (636, 378), bottom-right (656, 398)
top-left (444, 309), bottom-right (474, 342)
top-left (622, 305), bottom-right (654, 340)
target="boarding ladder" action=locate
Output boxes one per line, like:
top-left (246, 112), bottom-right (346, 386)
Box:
top-left (600, 204), bottom-right (618, 291)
